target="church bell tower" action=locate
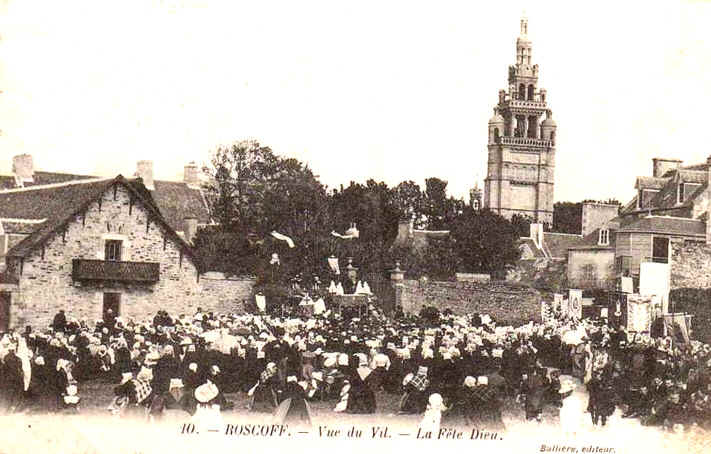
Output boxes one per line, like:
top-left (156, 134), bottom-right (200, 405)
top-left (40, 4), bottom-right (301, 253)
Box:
top-left (483, 15), bottom-right (557, 224)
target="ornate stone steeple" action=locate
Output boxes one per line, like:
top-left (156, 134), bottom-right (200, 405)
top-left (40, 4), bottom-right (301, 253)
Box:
top-left (483, 14), bottom-right (557, 224)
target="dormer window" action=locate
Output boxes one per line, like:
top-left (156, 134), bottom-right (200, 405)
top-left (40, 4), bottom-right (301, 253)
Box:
top-left (678, 183), bottom-right (685, 204)
top-left (598, 229), bottom-right (610, 246)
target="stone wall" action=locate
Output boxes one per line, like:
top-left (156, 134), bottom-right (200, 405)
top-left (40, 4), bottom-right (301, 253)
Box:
top-left (400, 280), bottom-right (541, 326)
top-left (7, 184), bottom-right (254, 329)
top-left (198, 272), bottom-right (256, 314)
top-left (670, 240), bottom-right (711, 289)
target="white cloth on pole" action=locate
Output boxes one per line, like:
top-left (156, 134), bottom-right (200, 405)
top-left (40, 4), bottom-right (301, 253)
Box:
top-left (331, 231), bottom-right (356, 240)
top-left (336, 283), bottom-right (344, 295)
top-left (271, 231), bottom-right (295, 248)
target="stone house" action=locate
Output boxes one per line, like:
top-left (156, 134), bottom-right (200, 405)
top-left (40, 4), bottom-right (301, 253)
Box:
top-left (565, 156), bottom-right (711, 292)
top-left (0, 154), bottom-right (210, 263)
top-left (0, 156), bottom-right (252, 331)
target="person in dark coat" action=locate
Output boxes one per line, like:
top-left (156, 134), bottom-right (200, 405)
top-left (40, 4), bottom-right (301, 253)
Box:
top-left (150, 345), bottom-right (182, 415)
top-left (399, 366), bottom-right (431, 414)
top-left (27, 356), bottom-right (58, 413)
top-left (273, 375), bottom-right (312, 430)
top-left (521, 367), bottom-right (547, 421)
top-left (2, 344), bottom-right (25, 412)
top-left (51, 310), bottom-right (67, 333)
top-left (248, 362), bottom-right (280, 412)
top-left (587, 371), bottom-right (616, 426)
top-left (345, 367), bottom-right (376, 414)
top-left (113, 339), bottom-right (132, 383)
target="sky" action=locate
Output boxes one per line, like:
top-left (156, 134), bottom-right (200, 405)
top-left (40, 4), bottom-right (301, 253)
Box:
top-left (1, 0), bottom-right (711, 204)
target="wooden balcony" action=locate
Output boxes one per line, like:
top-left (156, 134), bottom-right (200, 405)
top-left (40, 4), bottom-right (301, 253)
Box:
top-left (72, 259), bottom-right (160, 283)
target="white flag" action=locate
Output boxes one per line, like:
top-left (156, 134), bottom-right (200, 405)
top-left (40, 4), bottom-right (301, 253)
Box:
top-left (331, 230), bottom-right (357, 240)
top-left (271, 231), bottom-right (295, 248)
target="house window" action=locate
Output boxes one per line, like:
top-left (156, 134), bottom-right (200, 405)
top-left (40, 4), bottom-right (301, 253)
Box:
top-left (105, 240), bottom-right (122, 262)
top-left (616, 256), bottom-right (632, 274)
top-left (652, 236), bottom-right (670, 263)
top-left (678, 183), bottom-right (685, 204)
top-left (598, 229), bottom-right (610, 246)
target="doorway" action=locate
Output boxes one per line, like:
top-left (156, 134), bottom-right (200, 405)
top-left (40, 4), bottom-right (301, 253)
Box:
top-left (103, 292), bottom-right (121, 322)
top-left (652, 237), bottom-right (670, 263)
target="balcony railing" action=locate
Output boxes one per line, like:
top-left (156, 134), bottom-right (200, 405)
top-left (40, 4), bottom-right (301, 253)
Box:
top-left (499, 137), bottom-right (552, 147)
top-left (505, 99), bottom-right (548, 109)
top-left (72, 259), bottom-right (160, 283)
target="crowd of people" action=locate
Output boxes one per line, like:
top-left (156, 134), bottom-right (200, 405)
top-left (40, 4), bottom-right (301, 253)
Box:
top-left (0, 303), bottom-right (710, 435)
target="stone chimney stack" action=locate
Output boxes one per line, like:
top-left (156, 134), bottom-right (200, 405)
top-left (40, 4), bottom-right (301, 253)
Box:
top-left (184, 217), bottom-right (198, 244)
top-left (652, 158), bottom-right (682, 178)
top-left (530, 223), bottom-right (544, 249)
top-left (184, 161), bottom-right (199, 187)
top-left (707, 156), bottom-right (711, 245)
top-left (12, 154), bottom-right (34, 183)
top-left (135, 160), bottom-right (154, 190)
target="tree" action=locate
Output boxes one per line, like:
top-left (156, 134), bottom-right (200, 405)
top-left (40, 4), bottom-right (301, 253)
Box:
top-left (202, 140), bottom-right (280, 234)
top-left (200, 140), bottom-right (329, 280)
top-left (450, 208), bottom-right (520, 274)
top-left (391, 180), bottom-right (424, 226)
top-left (553, 202), bottom-right (582, 234)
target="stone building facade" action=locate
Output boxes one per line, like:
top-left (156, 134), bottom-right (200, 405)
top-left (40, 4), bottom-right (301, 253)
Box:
top-left (484, 15), bottom-right (557, 224)
top-left (0, 177), bottom-right (252, 330)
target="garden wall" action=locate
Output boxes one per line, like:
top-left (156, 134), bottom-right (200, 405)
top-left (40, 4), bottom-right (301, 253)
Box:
top-left (400, 280), bottom-right (542, 326)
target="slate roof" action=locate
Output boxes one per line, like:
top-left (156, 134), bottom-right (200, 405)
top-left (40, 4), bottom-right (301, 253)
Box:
top-left (617, 216), bottom-right (706, 238)
top-left (0, 171), bottom-right (97, 190)
top-left (0, 172), bottom-right (210, 234)
top-left (150, 181), bottom-right (210, 232)
top-left (635, 176), bottom-right (669, 191)
top-left (542, 232), bottom-right (585, 259)
top-left (5, 176), bottom-right (202, 268)
top-left (0, 179), bottom-right (113, 227)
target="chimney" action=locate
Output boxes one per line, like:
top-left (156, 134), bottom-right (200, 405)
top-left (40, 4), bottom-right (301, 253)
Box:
top-left (184, 217), bottom-right (198, 244)
top-left (135, 160), bottom-right (154, 190)
top-left (652, 158), bottom-right (682, 178)
top-left (707, 156), bottom-right (711, 245)
top-left (581, 202), bottom-right (619, 237)
top-left (184, 161), bottom-right (199, 187)
top-left (12, 154), bottom-right (34, 183)
top-left (530, 223), bottom-right (544, 249)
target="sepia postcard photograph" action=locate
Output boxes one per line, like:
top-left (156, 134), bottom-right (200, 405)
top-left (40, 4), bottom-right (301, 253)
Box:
top-left (1, 1), bottom-right (710, 453)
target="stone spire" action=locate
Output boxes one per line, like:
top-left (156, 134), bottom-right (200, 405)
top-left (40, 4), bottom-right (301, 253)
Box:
top-left (520, 11), bottom-right (528, 37)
